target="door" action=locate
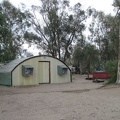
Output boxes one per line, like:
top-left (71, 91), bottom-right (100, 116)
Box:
top-left (39, 61), bottom-right (50, 83)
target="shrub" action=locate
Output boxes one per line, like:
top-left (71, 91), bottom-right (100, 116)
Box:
top-left (105, 60), bottom-right (118, 84)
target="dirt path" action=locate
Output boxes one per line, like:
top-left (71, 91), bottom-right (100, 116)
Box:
top-left (0, 75), bottom-right (120, 120)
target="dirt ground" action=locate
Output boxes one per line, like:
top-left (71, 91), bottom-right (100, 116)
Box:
top-left (0, 75), bottom-right (120, 120)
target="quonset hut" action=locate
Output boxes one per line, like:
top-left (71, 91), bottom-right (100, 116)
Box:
top-left (0, 55), bottom-right (72, 86)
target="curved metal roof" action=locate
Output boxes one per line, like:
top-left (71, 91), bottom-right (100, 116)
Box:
top-left (0, 57), bottom-right (29, 73)
top-left (0, 55), bottom-right (70, 73)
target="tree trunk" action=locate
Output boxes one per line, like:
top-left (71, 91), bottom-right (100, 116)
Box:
top-left (80, 62), bottom-right (82, 75)
top-left (117, 22), bottom-right (120, 83)
top-left (87, 62), bottom-right (90, 79)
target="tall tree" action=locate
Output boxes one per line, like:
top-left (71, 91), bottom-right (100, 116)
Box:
top-left (0, 1), bottom-right (31, 63)
top-left (73, 42), bottom-right (99, 76)
top-left (23, 0), bottom-right (89, 62)
top-left (89, 10), bottom-right (119, 62)
top-left (113, 0), bottom-right (120, 83)
top-left (83, 44), bottom-right (99, 78)
top-left (0, 7), bottom-right (14, 62)
top-left (72, 37), bottom-right (85, 74)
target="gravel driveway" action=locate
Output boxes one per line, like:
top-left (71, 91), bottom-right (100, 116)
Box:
top-left (0, 75), bottom-right (120, 120)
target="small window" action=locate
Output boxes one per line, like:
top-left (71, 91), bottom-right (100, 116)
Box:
top-left (57, 65), bottom-right (68, 76)
top-left (22, 65), bottom-right (33, 77)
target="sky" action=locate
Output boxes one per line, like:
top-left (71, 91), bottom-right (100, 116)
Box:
top-left (7, 0), bottom-right (114, 14)
top-left (0, 0), bottom-right (115, 55)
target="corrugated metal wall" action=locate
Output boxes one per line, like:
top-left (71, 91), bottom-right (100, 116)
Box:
top-left (12, 56), bottom-right (71, 86)
top-left (0, 73), bottom-right (11, 86)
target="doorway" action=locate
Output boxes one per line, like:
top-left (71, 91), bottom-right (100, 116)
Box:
top-left (39, 61), bottom-right (50, 83)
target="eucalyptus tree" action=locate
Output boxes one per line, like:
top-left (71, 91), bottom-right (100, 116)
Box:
top-left (113, 0), bottom-right (120, 83)
top-left (23, 0), bottom-right (90, 62)
top-left (89, 10), bottom-right (119, 62)
top-left (72, 37), bottom-right (86, 74)
top-left (0, 1), bottom-right (31, 63)
top-left (88, 3), bottom-right (120, 83)
top-left (83, 44), bottom-right (99, 77)
top-left (73, 42), bottom-right (99, 76)
top-left (0, 8), bottom-right (13, 63)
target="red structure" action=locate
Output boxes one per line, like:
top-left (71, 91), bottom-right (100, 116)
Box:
top-left (92, 71), bottom-right (110, 81)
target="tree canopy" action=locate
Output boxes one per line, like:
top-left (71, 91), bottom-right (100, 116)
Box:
top-left (0, 1), bottom-right (30, 63)
top-left (23, 0), bottom-right (91, 61)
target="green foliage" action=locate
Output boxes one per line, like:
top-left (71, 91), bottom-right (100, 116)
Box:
top-left (0, 5), bottom-right (16, 62)
top-left (0, 1), bottom-right (30, 63)
top-left (113, 0), bottom-right (120, 8)
top-left (105, 60), bottom-right (118, 73)
top-left (89, 11), bottom-right (119, 61)
top-left (23, 0), bottom-right (90, 61)
top-left (105, 73), bottom-right (117, 84)
top-left (105, 60), bottom-right (118, 84)
top-left (24, 32), bottom-right (41, 43)
top-left (73, 42), bottom-right (99, 74)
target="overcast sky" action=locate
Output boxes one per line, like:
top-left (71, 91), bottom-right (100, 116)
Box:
top-left (7, 0), bottom-right (115, 14)
top-left (0, 0), bottom-right (115, 55)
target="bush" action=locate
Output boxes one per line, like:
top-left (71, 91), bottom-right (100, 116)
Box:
top-left (105, 60), bottom-right (118, 84)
